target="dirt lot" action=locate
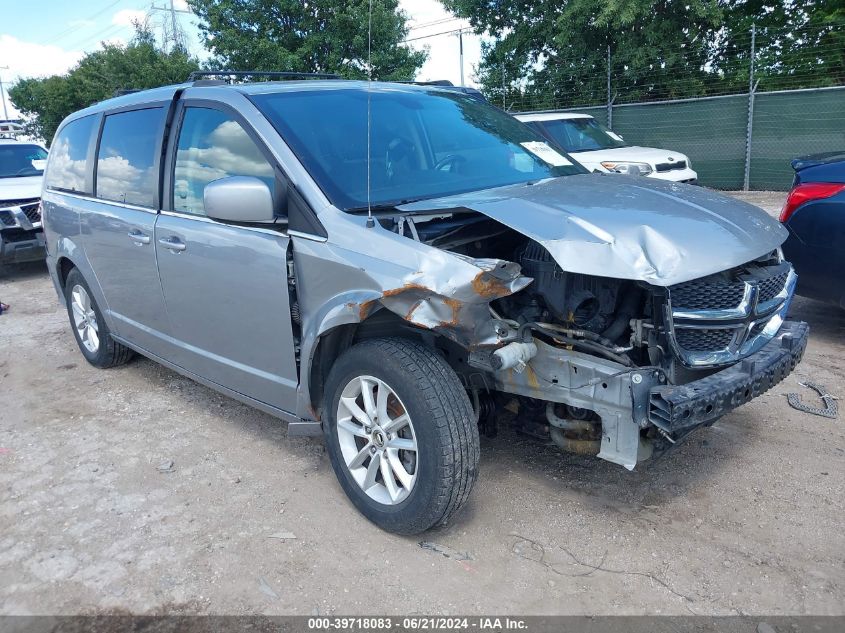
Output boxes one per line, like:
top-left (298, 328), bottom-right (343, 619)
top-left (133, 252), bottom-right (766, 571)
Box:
top-left (1, 192), bottom-right (843, 616)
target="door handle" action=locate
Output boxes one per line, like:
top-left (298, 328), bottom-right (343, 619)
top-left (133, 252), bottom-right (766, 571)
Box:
top-left (128, 230), bottom-right (151, 245)
top-left (158, 236), bottom-right (187, 252)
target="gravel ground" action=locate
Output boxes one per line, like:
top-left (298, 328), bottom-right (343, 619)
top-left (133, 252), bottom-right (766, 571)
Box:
top-left (1, 191), bottom-right (843, 616)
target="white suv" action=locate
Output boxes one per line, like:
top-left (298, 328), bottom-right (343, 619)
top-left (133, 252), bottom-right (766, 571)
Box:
top-left (0, 137), bottom-right (49, 264)
top-left (516, 112), bottom-right (697, 183)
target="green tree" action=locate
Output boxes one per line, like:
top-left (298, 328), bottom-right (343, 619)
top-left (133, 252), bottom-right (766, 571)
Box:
top-left (9, 24), bottom-right (199, 143)
top-left (443, 0), bottom-right (843, 109)
top-left (443, 0), bottom-right (722, 109)
top-left (187, 0), bottom-right (426, 80)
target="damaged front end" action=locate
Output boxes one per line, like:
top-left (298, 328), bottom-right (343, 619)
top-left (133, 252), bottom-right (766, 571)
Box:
top-left (300, 176), bottom-right (808, 469)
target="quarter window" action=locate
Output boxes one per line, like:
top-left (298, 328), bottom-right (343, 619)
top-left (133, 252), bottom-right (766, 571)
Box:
top-left (96, 108), bottom-right (163, 207)
top-left (173, 107), bottom-right (275, 216)
top-left (45, 115), bottom-right (97, 194)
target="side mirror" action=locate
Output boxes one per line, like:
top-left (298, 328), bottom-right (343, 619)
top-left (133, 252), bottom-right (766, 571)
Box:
top-left (204, 176), bottom-right (275, 223)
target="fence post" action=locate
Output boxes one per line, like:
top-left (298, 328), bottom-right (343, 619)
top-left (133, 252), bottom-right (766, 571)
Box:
top-left (743, 23), bottom-right (756, 191)
top-left (606, 45), bottom-right (613, 129)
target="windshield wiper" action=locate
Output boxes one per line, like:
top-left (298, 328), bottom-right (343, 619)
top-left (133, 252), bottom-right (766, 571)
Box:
top-left (346, 197), bottom-right (433, 213)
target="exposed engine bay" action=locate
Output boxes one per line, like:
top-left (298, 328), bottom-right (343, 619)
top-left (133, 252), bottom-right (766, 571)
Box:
top-left (380, 209), bottom-right (802, 468)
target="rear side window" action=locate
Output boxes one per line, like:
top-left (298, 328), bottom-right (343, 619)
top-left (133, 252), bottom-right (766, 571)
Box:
top-left (172, 107), bottom-right (275, 216)
top-left (45, 115), bottom-right (97, 194)
top-left (96, 107), bottom-right (164, 208)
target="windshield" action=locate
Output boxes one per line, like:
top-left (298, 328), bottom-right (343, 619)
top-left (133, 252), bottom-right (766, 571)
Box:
top-left (539, 118), bottom-right (627, 152)
top-left (252, 87), bottom-right (586, 211)
top-left (0, 144), bottom-right (48, 179)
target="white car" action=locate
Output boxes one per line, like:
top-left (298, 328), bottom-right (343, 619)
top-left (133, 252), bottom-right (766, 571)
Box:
top-left (0, 136), bottom-right (49, 264)
top-left (515, 112), bottom-right (697, 183)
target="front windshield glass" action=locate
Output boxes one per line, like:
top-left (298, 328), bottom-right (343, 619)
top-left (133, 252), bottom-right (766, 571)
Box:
top-left (541, 118), bottom-right (627, 152)
top-left (0, 144), bottom-right (48, 178)
top-left (252, 87), bottom-right (586, 211)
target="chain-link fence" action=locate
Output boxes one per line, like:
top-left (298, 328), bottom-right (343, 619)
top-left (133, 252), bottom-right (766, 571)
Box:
top-left (524, 86), bottom-right (844, 191)
top-left (501, 21), bottom-right (844, 191)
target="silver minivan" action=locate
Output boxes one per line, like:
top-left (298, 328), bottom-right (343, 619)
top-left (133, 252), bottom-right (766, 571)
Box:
top-left (42, 77), bottom-right (808, 534)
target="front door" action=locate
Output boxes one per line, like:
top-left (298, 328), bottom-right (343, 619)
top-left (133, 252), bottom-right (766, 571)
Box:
top-left (154, 105), bottom-right (298, 411)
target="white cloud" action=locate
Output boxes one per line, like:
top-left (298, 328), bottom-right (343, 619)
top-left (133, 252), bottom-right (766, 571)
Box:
top-left (0, 34), bottom-right (83, 119)
top-left (112, 9), bottom-right (148, 27)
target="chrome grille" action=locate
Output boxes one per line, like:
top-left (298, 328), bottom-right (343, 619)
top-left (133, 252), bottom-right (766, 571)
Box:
top-left (667, 262), bottom-right (796, 367)
top-left (670, 279), bottom-right (745, 310)
top-left (0, 210), bottom-right (15, 226)
top-left (21, 203), bottom-right (40, 224)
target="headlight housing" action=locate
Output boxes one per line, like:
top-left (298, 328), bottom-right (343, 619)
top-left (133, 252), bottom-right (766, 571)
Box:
top-left (600, 161), bottom-right (653, 176)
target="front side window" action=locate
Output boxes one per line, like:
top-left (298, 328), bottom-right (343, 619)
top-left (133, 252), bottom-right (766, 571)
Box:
top-left (252, 88), bottom-right (586, 212)
top-left (0, 144), bottom-right (48, 179)
top-left (45, 115), bottom-right (97, 194)
top-left (172, 107), bottom-right (275, 216)
top-left (541, 118), bottom-right (627, 152)
top-left (96, 107), bottom-right (163, 208)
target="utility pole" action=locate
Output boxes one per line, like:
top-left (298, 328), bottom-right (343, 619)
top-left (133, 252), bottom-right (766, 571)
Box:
top-left (606, 45), bottom-right (612, 130)
top-left (454, 29), bottom-right (466, 87)
top-left (743, 23), bottom-right (757, 192)
top-left (151, 0), bottom-right (190, 53)
top-left (0, 66), bottom-right (9, 121)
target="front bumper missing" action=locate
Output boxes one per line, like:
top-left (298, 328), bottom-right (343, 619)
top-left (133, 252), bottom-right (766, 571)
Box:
top-left (492, 320), bottom-right (808, 470)
top-left (649, 320), bottom-right (809, 432)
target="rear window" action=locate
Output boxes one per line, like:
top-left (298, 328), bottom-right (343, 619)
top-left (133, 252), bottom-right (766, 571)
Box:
top-left (45, 115), bottom-right (97, 194)
top-left (96, 107), bottom-right (164, 208)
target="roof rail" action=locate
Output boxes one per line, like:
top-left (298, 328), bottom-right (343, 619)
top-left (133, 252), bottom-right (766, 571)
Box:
top-left (187, 70), bottom-right (341, 83)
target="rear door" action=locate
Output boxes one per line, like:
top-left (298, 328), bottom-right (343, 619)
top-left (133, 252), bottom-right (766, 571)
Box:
top-left (80, 106), bottom-right (173, 355)
top-left (154, 102), bottom-right (298, 411)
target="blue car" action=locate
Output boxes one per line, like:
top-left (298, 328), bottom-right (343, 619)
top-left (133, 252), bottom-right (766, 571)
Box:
top-left (780, 152), bottom-right (845, 308)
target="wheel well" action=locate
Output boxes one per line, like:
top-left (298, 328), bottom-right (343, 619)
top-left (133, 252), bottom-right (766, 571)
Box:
top-left (57, 257), bottom-right (75, 294)
top-left (308, 310), bottom-right (447, 415)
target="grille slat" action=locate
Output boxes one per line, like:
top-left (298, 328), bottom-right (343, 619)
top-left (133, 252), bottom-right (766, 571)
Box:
top-left (0, 198), bottom-right (39, 209)
top-left (21, 203), bottom-right (40, 223)
top-left (675, 328), bottom-right (735, 352)
top-left (670, 279), bottom-right (745, 310)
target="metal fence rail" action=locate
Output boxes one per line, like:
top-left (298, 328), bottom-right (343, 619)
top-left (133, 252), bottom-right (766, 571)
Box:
top-left (513, 86), bottom-right (845, 191)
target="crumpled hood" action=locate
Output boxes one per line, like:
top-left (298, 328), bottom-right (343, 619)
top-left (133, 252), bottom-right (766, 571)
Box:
top-left (0, 176), bottom-right (43, 204)
top-left (398, 173), bottom-right (787, 287)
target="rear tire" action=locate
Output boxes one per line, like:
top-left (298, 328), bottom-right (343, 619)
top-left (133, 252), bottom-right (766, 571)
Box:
top-left (64, 268), bottom-right (134, 368)
top-left (323, 338), bottom-right (479, 534)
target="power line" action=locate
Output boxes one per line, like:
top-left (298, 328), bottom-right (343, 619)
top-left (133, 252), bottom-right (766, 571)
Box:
top-left (402, 27), bottom-right (467, 44)
top-left (407, 16), bottom-right (462, 32)
top-left (47, 0), bottom-right (127, 45)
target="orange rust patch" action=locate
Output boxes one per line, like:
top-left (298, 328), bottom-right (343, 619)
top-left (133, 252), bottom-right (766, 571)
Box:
top-left (471, 271), bottom-right (512, 299)
top-left (439, 297), bottom-right (463, 327)
top-left (381, 282), bottom-right (430, 298)
top-left (358, 299), bottom-right (377, 320)
top-left (523, 365), bottom-right (540, 390)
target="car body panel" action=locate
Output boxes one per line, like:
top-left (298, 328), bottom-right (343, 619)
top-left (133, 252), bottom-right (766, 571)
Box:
top-left (75, 196), bottom-right (173, 354)
top-left (781, 155), bottom-right (845, 307)
top-left (399, 173), bottom-right (786, 286)
top-left (153, 212), bottom-right (299, 411)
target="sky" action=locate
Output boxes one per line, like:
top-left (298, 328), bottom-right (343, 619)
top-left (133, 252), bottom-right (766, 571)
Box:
top-left (0, 0), bottom-right (483, 120)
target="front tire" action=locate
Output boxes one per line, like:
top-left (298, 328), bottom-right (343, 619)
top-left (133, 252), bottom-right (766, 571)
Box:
top-left (323, 338), bottom-right (479, 534)
top-left (64, 268), bottom-right (133, 368)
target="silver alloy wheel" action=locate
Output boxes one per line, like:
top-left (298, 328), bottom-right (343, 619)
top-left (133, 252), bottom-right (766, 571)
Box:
top-left (70, 284), bottom-right (100, 354)
top-left (336, 375), bottom-right (418, 505)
